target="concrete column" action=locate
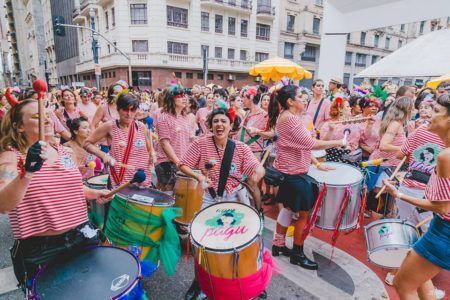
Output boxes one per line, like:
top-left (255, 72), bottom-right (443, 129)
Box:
top-left (317, 33), bottom-right (346, 84)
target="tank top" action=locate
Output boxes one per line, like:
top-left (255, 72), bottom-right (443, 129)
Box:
top-left (425, 171), bottom-right (450, 221)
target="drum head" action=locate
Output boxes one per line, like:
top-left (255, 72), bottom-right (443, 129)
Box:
top-left (118, 186), bottom-right (174, 206)
top-left (86, 174), bottom-right (109, 187)
top-left (33, 246), bottom-right (140, 300)
top-left (308, 162), bottom-right (363, 186)
top-left (312, 150), bottom-right (326, 158)
top-left (190, 202), bottom-right (262, 252)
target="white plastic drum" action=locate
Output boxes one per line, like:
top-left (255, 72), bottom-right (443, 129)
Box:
top-left (190, 202), bottom-right (263, 252)
top-left (307, 162), bottom-right (363, 231)
top-left (312, 150), bottom-right (327, 162)
top-left (364, 219), bottom-right (419, 269)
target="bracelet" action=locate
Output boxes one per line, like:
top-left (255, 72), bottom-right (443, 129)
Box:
top-left (314, 162), bottom-right (321, 168)
top-left (24, 172), bottom-right (34, 180)
top-left (397, 192), bottom-right (404, 199)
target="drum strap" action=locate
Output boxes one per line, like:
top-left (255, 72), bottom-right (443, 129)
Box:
top-left (308, 98), bottom-right (325, 128)
top-left (212, 137), bottom-right (236, 198)
top-left (110, 120), bottom-right (136, 185)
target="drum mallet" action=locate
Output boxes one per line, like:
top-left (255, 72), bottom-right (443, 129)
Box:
top-left (415, 215), bottom-right (433, 230)
top-left (104, 169), bottom-right (146, 198)
top-left (204, 162), bottom-right (217, 197)
top-left (375, 156), bottom-right (407, 199)
top-left (32, 80), bottom-right (48, 140)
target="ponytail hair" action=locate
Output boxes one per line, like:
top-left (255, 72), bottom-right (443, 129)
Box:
top-left (267, 85), bottom-right (299, 129)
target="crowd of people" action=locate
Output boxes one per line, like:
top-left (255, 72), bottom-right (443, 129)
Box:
top-left (0, 77), bottom-right (449, 299)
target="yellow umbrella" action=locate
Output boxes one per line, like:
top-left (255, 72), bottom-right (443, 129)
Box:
top-left (249, 56), bottom-right (312, 82)
top-left (426, 72), bottom-right (450, 89)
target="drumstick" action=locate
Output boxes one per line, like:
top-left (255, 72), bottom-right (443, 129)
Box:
top-left (415, 216), bottom-right (433, 229)
top-left (32, 80), bottom-right (48, 140)
top-left (104, 169), bottom-right (146, 198)
top-left (259, 135), bottom-right (278, 166)
top-left (375, 156), bottom-right (407, 199)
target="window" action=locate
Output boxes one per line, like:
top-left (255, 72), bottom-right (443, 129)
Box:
top-left (284, 42), bottom-right (294, 59)
top-left (215, 47), bottom-right (222, 58)
top-left (400, 24), bottom-right (405, 32)
top-left (105, 11), bottom-right (109, 30)
top-left (201, 12), bottom-right (209, 31)
top-left (345, 51), bottom-right (352, 65)
top-left (343, 73), bottom-right (350, 85)
top-left (255, 52), bottom-right (269, 62)
top-left (240, 50), bottom-right (247, 61)
top-left (207, 74), bottom-right (214, 80)
top-left (241, 20), bottom-right (248, 37)
top-left (107, 44), bottom-right (111, 53)
top-left (228, 48), bottom-right (235, 59)
top-left (132, 40), bottom-right (148, 52)
top-left (373, 34), bottom-right (379, 47)
top-left (419, 21), bottom-right (425, 34)
top-left (186, 72), bottom-right (193, 79)
top-left (167, 6), bottom-right (188, 28)
top-left (398, 39), bottom-right (403, 48)
top-left (167, 41), bottom-right (188, 55)
top-left (287, 15), bottom-right (295, 32)
top-left (371, 55), bottom-right (378, 65)
top-left (197, 73), bottom-right (203, 79)
top-left (313, 18), bottom-right (320, 35)
top-left (256, 23), bottom-right (270, 40)
top-left (113, 71), bottom-right (115, 77)
top-left (314, 0), bottom-right (323, 5)
top-left (130, 4), bottom-right (147, 25)
top-left (113, 42), bottom-right (117, 52)
top-left (215, 15), bottom-right (223, 33)
top-left (217, 74), bottom-right (224, 80)
top-left (132, 71), bottom-right (151, 87)
top-left (385, 37), bottom-right (390, 49)
top-left (360, 32), bottom-right (366, 46)
top-left (301, 45), bottom-right (316, 61)
top-left (355, 53), bottom-right (367, 67)
top-left (228, 17), bottom-right (236, 35)
top-left (347, 33), bottom-right (351, 43)
top-left (174, 72), bottom-right (182, 78)
top-left (111, 8), bottom-right (115, 26)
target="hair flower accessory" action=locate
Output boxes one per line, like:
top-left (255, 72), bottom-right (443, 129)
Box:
top-left (244, 86), bottom-right (258, 98)
top-left (169, 84), bottom-right (185, 97)
top-left (228, 107), bottom-right (236, 123)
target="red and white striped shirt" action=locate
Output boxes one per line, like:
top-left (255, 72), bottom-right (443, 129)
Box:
top-left (9, 146), bottom-right (88, 239)
top-left (181, 136), bottom-right (259, 194)
top-left (237, 110), bottom-right (268, 152)
top-left (196, 107), bottom-right (212, 135)
top-left (401, 126), bottom-right (444, 189)
top-left (369, 125), bottom-right (406, 166)
top-left (109, 121), bottom-right (152, 187)
top-left (320, 121), bottom-right (362, 152)
top-left (425, 171), bottom-right (450, 221)
top-left (155, 112), bottom-right (192, 165)
top-left (274, 116), bottom-right (315, 175)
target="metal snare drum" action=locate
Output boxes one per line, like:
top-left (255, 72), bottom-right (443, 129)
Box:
top-left (85, 174), bottom-right (110, 230)
top-left (307, 162), bottom-right (363, 231)
top-left (364, 219), bottom-right (419, 269)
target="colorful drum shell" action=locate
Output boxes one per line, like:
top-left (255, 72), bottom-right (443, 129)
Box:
top-left (190, 202), bottom-right (263, 279)
top-left (364, 219), bottom-right (419, 269)
top-left (173, 172), bottom-right (204, 225)
top-left (85, 174), bottom-right (110, 230)
top-left (105, 186), bottom-right (174, 260)
top-left (31, 246), bottom-right (140, 300)
top-left (307, 162), bottom-right (363, 231)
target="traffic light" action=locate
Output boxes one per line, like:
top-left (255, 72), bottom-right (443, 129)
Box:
top-left (53, 16), bottom-right (65, 36)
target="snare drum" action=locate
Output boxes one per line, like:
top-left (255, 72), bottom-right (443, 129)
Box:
top-left (85, 174), bottom-right (110, 230)
top-left (190, 202), bottom-right (272, 300)
top-left (105, 186), bottom-right (175, 262)
top-left (364, 219), bottom-right (419, 269)
top-left (312, 150), bottom-right (327, 163)
top-left (173, 172), bottom-right (203, 226)
top-left (308, 162), bottom-right (363, 231)
top-left (30, 246), bottom-right (141, 300)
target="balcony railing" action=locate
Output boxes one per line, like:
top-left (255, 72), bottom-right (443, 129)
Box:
top-left (201, 0), bottom-right (251, 10)
top-left (257, 5), bottom-right (272, 14)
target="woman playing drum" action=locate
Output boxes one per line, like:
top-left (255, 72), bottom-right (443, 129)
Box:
top-left (383, 94), bottom-right (450, 299)
top-left (0, 99), bottom-right (111, 291)
top-left (268, 85), bottom-right (346, 270)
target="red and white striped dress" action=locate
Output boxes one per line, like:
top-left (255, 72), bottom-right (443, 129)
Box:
top-left (9, 146), bottom-right (88, 239)
top-left (425, 171), bottom-right (450, 221)
top-left (181, 136), bottom-right (259, 194)
top-left (155, 112), bottom-right (192, 165)
top-left (274, 116), bottom-right (315, 175)
top-left (109, 121), bottom-right (152, 187)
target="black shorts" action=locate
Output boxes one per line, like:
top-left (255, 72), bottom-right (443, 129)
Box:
top-left (155, 161), bottom-right (178, 185)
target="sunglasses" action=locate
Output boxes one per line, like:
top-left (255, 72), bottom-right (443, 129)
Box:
top-left (314, 84), bottom-right (324, 87)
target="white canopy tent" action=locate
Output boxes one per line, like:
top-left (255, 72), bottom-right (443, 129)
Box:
top-left (355, 29), bottom-right (450, 78)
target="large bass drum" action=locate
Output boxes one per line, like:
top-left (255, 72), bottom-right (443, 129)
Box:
top-left (307, 162), bottom-right (363, 231)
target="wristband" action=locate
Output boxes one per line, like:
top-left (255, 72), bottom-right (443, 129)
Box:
top-left (397, 192), bottom-right (404, 199)
top-left (314, 162), bottom-right (321, 168)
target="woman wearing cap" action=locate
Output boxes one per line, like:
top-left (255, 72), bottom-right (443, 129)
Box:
top-left (0, 99), bottom-right (110, 291)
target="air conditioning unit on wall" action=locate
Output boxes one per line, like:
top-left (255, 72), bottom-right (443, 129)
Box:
top-left (228, 74), bottom-right (235, 81)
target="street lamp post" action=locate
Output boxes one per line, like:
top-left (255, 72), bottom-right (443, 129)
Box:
top-left (89, 8), bottom-right (100, 90)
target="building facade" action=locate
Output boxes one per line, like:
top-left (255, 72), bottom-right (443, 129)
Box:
top-left (72, 0), bottom-right (280, 90)
top-left (279, 0), bottom-right (450, 88)
top-left (0, 0), bottom-right (13, 87)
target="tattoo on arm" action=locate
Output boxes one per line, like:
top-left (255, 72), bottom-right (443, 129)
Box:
top-left (0, 165), bottom-right (18, 180)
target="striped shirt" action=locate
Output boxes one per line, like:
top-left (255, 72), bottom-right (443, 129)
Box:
top-left (58, 107), bottom-right (80, 131)
top-left (109, 121), bottom-right (152, 187)
top-left (237, 109), bottom-right (268, 152)
top-left (196, 107), bottom-right (212, 135)
top-left (359, 120), bottom-right (381, 156)
top-left (274, 116), bottom-right (315, 175)
top-left (425, 171), bottom-right (450, 221)
top-left (320, 121), bottom-right (362, 152)
top-left (155, 112), bottom-right (192, 165)
top-left (369, 125), bottom-right (406, 166)
top-left (9, 146), bottom-right (88, 239)
top-left (401, 126), bottom-right (444, 189)
top-left (306, 98), bottom-right (331, 130)
top-left (181, 136), bottom-right (259, 194)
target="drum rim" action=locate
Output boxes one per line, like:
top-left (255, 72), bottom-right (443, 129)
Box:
top-left (364, 218), bottom-right (417, 229)
top-left (117, 187), bottom-right (175, 207)
top-left (367, 245), bottom-right (413, 269)
top-left (308, 162), bottom-right (363, 186)
top-left (31, 245), bottom-right (141, 299)
top-left (189, 201), bottom-right (263, 253)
